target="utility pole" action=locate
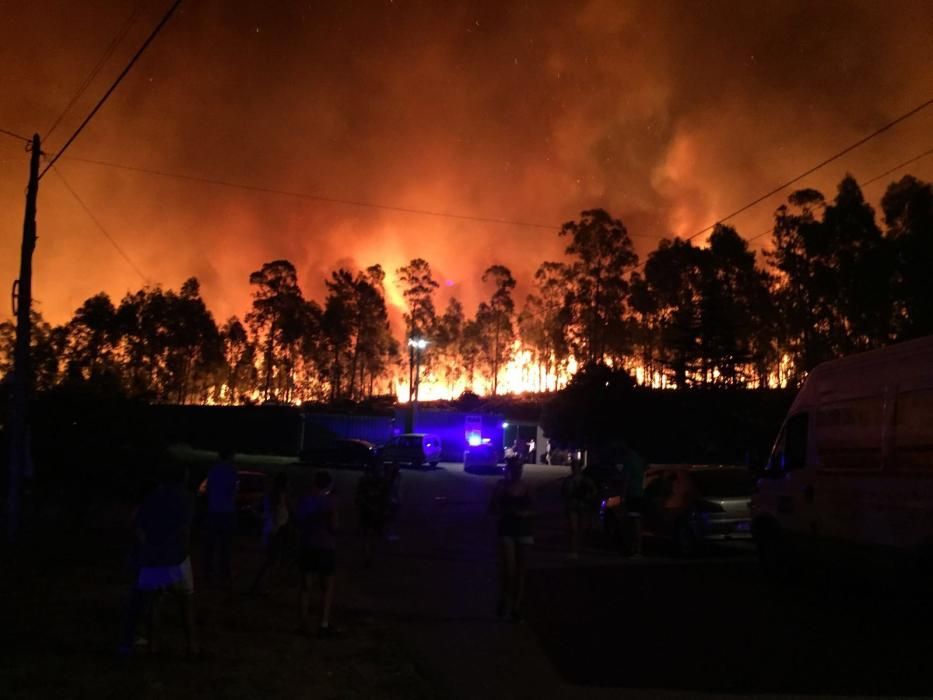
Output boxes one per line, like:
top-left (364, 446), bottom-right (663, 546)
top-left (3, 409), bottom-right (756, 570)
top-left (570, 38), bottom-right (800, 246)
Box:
top-left (414, 344), bottom-right (422, 402)
top-left (405, 337), bottom-right (427, 433)
top-left (8, 133), bottom-right (40, 543)
top-left (408, 340), bottom-right (415, 403)
top-left (406, 339), bottom-right (415, 433)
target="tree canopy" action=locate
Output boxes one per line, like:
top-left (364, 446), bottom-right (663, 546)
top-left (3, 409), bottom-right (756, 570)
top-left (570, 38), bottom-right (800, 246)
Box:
top-left (3, 173), bottom-right (931, 403)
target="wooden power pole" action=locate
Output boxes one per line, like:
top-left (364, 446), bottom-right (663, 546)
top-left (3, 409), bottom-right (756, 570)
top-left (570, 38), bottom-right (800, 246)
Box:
top-left (8, 133), bottom-right (40, 543)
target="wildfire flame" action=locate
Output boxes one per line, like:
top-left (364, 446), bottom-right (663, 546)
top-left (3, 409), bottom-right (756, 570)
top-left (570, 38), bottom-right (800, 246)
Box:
top-left (203, 342), bottom-right (791, 406)
top-left (394, 341), bottom-right (579, 402)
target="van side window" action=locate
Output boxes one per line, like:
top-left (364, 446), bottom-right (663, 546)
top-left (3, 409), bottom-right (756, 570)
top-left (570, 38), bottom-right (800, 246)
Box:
top-left (770, 412), bottom-right (808, 473)
top-left (785, 412), bottom-right (808, 470)
top-left (815, 397), bottom-right (883, 470)
top-left (895, 388), bottom-right (933, 470)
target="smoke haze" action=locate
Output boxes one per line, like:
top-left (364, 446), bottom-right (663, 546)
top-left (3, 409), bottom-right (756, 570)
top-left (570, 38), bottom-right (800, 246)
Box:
top-left (1, 0), bottom-right (931, 327)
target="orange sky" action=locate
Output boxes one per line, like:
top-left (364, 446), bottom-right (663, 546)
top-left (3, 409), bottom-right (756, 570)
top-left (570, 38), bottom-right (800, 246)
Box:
top-left (1, 0), bottom-right (932, 329)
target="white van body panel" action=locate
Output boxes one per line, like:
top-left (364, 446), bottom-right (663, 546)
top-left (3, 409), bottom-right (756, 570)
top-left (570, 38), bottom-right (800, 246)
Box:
top-left (753, 335), bottom-right (933, 555)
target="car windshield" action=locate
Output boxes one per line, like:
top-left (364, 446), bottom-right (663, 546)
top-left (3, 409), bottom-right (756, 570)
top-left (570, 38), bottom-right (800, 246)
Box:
top-left (690, 470), bottom-right (753, 498)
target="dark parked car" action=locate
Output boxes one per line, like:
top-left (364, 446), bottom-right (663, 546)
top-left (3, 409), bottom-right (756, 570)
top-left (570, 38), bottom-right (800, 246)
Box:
top-left (300, 438), bottom-right (376, 469)
top-left (463, 443), bottom-right (501, 473)
top-left (602, 465), bottom-right (754, 554)
top-left (378, 433), bottom-right (442, 469)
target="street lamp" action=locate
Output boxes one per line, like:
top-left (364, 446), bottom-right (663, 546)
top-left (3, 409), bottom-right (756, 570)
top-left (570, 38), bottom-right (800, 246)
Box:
top-left (408, 337), bottom-right (428, 402)
top-left (406, 336), bottom-right (428, 433)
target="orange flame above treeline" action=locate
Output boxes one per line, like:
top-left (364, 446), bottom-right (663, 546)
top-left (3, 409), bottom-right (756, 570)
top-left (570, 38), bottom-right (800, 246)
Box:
top-left (7, 169), bottom-right (932, 405)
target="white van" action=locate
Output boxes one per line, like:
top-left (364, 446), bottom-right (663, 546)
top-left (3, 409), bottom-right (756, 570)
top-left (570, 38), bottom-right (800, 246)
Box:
top-left (751, 335), bottom-right (933, 568)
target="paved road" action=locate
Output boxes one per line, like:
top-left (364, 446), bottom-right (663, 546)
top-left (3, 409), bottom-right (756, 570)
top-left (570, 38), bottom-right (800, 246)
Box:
top-left (321, 462), bottom-right (933, 699)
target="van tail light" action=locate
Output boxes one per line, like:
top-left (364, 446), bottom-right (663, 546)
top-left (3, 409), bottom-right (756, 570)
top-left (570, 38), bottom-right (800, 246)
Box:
top-left (695, 500), bottom-right (724, 513)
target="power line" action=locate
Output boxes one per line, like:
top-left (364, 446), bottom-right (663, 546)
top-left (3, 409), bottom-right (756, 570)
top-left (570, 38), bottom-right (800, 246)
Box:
top-left (52, 167), bottom-right (149, 283)
top-left (44, 1), bottom-right (146, 141)
top-left (0, 127), bottom-right (31, 144)
top-left (58, 96), bottom-right (933, 239)
top-left (64, 154), bottom-right (646, 234)
top-left (861, 146), bottom-right (933, 187)
top-left (39, 0), bottom-right (182, 180)
top-left (634, 97), bottom-right (933, 270)
top-left (742, 146), bottom-right (933, 246)
top-left (633, 95), bottom-right (933, 268)
top-left (683, 95), bottom-right (933, 243)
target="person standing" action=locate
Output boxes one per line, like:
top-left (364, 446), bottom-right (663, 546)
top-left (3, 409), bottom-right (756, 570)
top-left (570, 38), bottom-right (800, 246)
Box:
top-left (204, 447), bottom-right (237, 586)
top-left (489, 457), bottom-right (534, 622)
top-left (250, 472), bottom-right (290, 594)
top-left (561, 459), bottom-right (598, 558)
top-left (119, 462), bottom-right (199, 658)
top-left (356, 463), bottom-right (388, 566)
top-left (620, 443), bottom-right (647, 558)
top-left (384, 462), bottom-right (402, 542)
top-left (296, 471), bottom-right (338, 637)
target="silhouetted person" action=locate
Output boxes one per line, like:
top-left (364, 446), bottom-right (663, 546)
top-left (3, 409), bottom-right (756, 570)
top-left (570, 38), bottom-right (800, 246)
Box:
top-left (621, 444), bottom-right (648, 558)
top-left (250, 472), bottom-right (290, 594)
top-left (296, 470), bottom-right (338, 637)
top-left (119, 462), bottom-right (199, 658)
top-left (356, 463), bottom-right (388, 566)
top-left (561, 459), bottom-right (598, 558)
top-left (385, 461), bottom-right (402, 541)
top-left (489, 457), bottom-right (534, 622)
top-left (204, 447), bottom-right (237, 586)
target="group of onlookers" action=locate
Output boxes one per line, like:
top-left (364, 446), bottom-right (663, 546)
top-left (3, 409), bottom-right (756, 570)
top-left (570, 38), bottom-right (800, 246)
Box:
top-left (119, 451), bottom-right (402, 657)
top-left (118, 445), bottom-right (640, 656)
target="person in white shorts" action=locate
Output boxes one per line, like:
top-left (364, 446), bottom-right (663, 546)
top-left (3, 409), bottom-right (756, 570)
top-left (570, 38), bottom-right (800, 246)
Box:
top-left (120, 461), bottom-right (199, 657)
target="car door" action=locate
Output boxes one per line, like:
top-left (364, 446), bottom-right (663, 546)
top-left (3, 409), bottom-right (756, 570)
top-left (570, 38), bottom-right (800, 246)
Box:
top-left (403, 436), bottom-right (421, 464)
top-left (383, 437), bottom-right (401, 461)
top-left (422, 435), bottom-right (439, 461)
top-left (760, 411), bottom-right (818, 547)
top-left (643, 470), bottom-right (674, 532)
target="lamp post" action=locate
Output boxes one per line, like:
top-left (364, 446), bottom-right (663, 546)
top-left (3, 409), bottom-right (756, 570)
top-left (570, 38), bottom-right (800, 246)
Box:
top-left (407, 337), bottom-right (428, 432)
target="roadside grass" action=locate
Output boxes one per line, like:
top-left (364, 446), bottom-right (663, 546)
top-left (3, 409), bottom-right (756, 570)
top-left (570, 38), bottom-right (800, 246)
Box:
top-left (167, 444), bottom-right (300, 471)
top-left (1, 463), bottom-right (435, 700)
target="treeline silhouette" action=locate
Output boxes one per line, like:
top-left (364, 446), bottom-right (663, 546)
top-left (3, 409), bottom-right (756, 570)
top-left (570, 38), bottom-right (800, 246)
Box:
top-left (1, 173), bottom-right (930, 404)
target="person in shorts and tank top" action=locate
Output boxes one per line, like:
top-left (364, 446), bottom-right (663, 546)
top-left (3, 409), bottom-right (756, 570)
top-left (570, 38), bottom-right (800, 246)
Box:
top-left (119, 462), bottom-right (199, 657)
top-left (356, 463), bottom-right (388, 567)
top-left (489, 457), bottom-right (534, 622)
top-left (204, 447), bottom-right (237, 586)
top-left (250, 472), bottom-right (290, 594)
top-left (296, 470), bottom-right (337, 636)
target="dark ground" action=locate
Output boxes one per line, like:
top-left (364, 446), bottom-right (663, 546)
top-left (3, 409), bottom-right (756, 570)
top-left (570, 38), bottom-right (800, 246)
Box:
top-left (5, 452), bottom-right (933, 698)
top-left (0, 450), bottom-right (435, 700)
top-left (525, 557), bottom-right (933, 696)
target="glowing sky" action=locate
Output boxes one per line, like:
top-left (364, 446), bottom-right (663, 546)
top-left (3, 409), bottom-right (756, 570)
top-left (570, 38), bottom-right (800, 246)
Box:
top-left (1, 0), bottom-right (931, 327)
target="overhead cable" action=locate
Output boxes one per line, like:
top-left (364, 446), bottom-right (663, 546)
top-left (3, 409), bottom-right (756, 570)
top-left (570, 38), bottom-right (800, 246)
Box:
top-left (44, 1), bottom-right (146, 140)
top-left (39, 0), bottom-right (183, 180)
top-left (53, 166), bottom-right (150, 283)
